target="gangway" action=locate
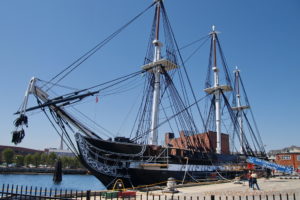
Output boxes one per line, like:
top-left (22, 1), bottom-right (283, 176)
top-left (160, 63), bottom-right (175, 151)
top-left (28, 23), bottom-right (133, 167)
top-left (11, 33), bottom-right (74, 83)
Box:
top-left (246, 156), bottom-right (294, 174)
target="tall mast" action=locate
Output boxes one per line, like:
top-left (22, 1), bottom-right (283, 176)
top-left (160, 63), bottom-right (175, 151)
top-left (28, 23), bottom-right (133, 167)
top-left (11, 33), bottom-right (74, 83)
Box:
top-left (142, 0), bottom-right (178, 145)
top-left (235, 67), bottom-right (243, 153)
top-left (149, 1), bottom-right (162, 145)
top-left (212, 26), bottom-right (221, 154)
top-left (204, 26), bottom-right (232, 154)
top-left (232, 67), bottom-right (250, 153)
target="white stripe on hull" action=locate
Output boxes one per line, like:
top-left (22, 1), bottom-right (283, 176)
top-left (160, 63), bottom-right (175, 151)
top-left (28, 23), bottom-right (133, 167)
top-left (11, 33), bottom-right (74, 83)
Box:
top-left (129, 162), bottom-right (242, 172)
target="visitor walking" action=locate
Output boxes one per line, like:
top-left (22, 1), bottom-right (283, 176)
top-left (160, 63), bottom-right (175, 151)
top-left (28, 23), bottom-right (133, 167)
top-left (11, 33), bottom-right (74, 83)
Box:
top-left (247, 170), bottom-right (252, 188)
top-left (251, 171), bottom-right (260, 190)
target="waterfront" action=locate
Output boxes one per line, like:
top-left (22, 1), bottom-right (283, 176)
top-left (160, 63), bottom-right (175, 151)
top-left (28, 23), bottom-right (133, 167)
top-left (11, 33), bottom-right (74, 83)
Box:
top-left (0, 174), bottom-right (105, 191)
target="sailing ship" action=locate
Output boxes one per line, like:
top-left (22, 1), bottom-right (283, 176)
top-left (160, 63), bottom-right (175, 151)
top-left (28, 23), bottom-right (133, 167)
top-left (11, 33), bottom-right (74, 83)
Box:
top-left (12, 0), bottom-right (266, 189)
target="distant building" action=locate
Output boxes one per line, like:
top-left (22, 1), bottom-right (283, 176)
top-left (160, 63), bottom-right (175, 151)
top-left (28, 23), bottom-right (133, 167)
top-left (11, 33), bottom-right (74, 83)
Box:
top-left (268, 145), bottom-right (300, 157)
top-left (267, 155), bottom-right (276, 162)
top-left (268, 145), bottom-right (300, 172)
top-left (275, 152), bottom-right (300, 172)
top-left (0, 145), bottom-right (42, 162)
top-left (0, 145), bottom-right (74, 163)
top-left (288, 146), bottom-right (300, 153)
top-left (44, 148), bottom-right (75, 157)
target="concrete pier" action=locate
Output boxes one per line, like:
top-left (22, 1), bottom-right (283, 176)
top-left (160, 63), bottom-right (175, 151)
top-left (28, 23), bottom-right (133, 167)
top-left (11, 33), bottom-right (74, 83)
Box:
top-left (146, 177), bottom-right (300, 198)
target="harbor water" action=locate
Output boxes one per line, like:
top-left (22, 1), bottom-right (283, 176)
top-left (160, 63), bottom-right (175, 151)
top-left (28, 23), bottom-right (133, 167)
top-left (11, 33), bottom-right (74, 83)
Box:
top-left (0, 174), bottom-right (105, 191)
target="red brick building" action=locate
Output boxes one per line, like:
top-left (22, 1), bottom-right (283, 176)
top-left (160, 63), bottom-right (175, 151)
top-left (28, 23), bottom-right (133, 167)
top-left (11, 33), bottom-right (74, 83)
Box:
top-left (275, 152), bottom-right (300, 172)
top-left (165, 131), bottom-right (230, 154)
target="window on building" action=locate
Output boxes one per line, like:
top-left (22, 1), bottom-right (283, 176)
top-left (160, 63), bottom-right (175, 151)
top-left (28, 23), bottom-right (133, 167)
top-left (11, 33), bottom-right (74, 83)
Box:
top-left (281, 155), bottom-right (291, 160)
top-left (297, 155), bottom-right (300, 161)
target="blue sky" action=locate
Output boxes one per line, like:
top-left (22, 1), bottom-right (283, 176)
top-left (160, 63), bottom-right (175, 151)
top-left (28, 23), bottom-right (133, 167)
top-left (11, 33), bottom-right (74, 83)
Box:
top-left (0, 0), bottom-right (299, 152)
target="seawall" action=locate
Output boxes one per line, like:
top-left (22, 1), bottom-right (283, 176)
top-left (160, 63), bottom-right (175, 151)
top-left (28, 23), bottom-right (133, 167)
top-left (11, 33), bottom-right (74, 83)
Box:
top-left (0, 167), bottom-right (88, 174)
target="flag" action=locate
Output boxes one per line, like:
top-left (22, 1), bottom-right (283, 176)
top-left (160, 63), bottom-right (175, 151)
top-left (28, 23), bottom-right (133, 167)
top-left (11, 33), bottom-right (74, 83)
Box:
top-left (96, 95), bottom-right (99, 103)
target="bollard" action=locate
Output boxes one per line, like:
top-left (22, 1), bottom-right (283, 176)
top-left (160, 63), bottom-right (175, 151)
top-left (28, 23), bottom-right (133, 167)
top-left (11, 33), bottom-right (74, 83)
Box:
top-left (167, 178), bottom-right (176, 190)
top-left (210, 195), bottom-right (215, 200)
top-left (163, 177), bottom-right (178, 193)
top-left (86, 190), bottom-right (91, 200)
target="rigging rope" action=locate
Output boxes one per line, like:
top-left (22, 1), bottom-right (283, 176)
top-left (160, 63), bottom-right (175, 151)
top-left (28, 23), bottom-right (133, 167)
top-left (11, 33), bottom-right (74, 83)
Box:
top-left (38, 97), bottom-right (79, 155)
top-left (132, 93), bottom-right (210, 142)
top-left (43, 2), bottom-right (156, 91)
top-left (160, 3), bottom-right (207, 135)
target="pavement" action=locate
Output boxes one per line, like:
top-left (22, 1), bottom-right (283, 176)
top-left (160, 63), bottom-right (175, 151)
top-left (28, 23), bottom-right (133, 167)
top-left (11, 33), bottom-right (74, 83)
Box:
top-left (144, 177), bottom-right (300, 199)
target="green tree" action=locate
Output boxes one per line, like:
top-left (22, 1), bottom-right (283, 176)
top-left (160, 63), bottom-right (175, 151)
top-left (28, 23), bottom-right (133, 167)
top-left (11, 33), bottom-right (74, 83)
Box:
top-left (24, 154), bottom-right (33, 167)
top-left (15, 155), bottom-right (24, 167)
top-left (2, 148), bottom-right (14, 166)
top-left (61, 156), bottom-right (71, 168)
top-left (47, 152), bottom-right (57, 167)
top-left (32, 152), bottom-right (41, 167)
top-left (71, 157), bottom-right (83, 169)
top-left (40, 153), bottom-right (48, 166)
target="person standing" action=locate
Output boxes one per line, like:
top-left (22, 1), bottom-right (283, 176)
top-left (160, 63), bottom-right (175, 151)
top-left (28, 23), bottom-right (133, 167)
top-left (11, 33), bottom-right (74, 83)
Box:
top-left (247, 170), bottom-right (252, 188)
top-left (251, 171), bottom-right (260, 190)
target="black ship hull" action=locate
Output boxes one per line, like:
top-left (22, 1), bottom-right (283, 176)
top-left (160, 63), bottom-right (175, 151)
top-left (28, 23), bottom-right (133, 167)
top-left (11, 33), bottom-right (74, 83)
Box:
top-left (75, 133), bottom-right (247, 189)
top-left (80, 161), bottom-right (245, 189)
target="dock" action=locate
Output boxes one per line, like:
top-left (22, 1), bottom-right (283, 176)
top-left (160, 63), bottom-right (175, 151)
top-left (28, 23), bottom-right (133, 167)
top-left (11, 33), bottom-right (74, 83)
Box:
top-left (1, 177), bottom-right (299, 199)
top-left (148, 177), bottom-right (300, 197)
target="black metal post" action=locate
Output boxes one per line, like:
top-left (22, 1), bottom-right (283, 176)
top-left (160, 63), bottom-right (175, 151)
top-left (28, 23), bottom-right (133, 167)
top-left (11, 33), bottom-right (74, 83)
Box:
top-left (59, 188), bottom-right (62, 198)
top-left (39, 186), bottom-right (42, 197)
top-left (54, 188), bottom-right (57, 198)
top-left (16, 185), bottom-right (19, 198)
top-left (1, 184), bottom-right (4, 198)
top-left (29, 186), bottom-right (33, 197)
top-left (24, 185), bottom-right (28, 200)
top-left (45, 187), bottom-right (48, 198)
top-left (210, 195), bottom-right (215, 200)
top-left (11, 184), bottom-right (14, 198)
top-left (49, 187), bottom-right (52, 198)
top-left (19, 185), bottom-right (23, 199)
top-left (86, 190), bottom-right (91, 200)
top-left (34, 186), bottom-right (37, 197)
top-left (6, 184), bottom-right (10, 198)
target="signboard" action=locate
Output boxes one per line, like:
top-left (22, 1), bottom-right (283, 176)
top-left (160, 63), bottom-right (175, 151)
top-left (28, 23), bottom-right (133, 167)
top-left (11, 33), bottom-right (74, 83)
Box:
top-left (246, 156), bottom-right (294, 174)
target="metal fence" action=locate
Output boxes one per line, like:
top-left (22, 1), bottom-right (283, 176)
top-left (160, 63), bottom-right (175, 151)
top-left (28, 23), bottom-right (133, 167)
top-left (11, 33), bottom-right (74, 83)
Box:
top-left (0, 184), bottom-right (92, 199)
top-left (0, 184), bottom-right (298, 200)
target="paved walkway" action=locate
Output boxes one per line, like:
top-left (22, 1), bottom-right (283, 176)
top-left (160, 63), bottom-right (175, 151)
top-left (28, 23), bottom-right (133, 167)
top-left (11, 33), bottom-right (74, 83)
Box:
top-left (145, 177), bottom-right (300, 199)
top-left (77, 177), bottom-right (300, 200)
